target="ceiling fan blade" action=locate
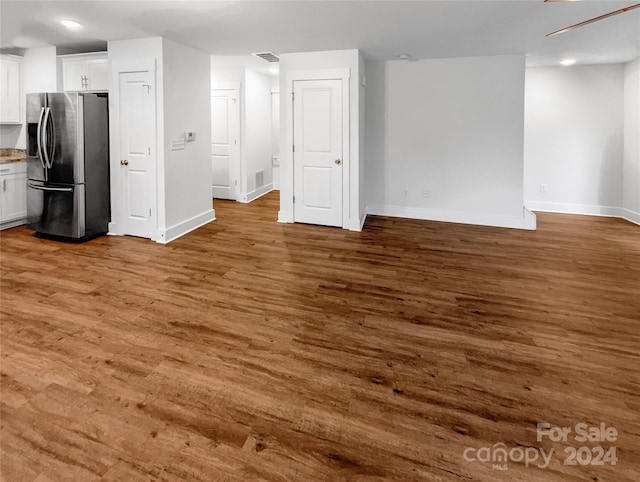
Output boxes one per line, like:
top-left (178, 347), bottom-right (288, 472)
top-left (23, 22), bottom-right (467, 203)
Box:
top-left (546, 3), bottom-right (640, 36)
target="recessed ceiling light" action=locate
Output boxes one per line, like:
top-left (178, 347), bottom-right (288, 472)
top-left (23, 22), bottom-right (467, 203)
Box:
top-left (60, 19), bottom-right (83, 30)
top-left (560, 59), bottom-right (576, 66)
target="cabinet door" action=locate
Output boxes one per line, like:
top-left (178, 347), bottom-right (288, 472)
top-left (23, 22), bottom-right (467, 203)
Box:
top-left (0, 58), bottom-right (21, 123)
top-left (1, 173), bottom-right (27, 223)
top-left (63, 61), bottom-right (87, 91)
top-left (87, 59), bottom-right (108, 91)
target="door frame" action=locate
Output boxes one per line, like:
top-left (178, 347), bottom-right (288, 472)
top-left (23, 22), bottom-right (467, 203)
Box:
top-left (108, 59), bottom-right (158, 240)
top-left (211, 81), bottom-right (241, 202)
top-left (280, 68), bottom-right (350, 229)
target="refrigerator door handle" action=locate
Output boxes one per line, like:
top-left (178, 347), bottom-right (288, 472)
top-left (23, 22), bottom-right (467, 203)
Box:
top-left (47, 107), bottom-right (55, 168)
top-left (28, 182), bottom-right (74, 193)
top-left (36, 107), bottom-right (46, 170)
top-left (42, 107), bottom-right (54, 169)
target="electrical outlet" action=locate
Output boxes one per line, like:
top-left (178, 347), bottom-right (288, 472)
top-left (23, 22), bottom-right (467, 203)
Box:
top-left (404, 188), bottom-right (409, 197)
top-left (540, 184), bottom-right (548, 193)
top-left (423, 190), bottom-right (430, 198)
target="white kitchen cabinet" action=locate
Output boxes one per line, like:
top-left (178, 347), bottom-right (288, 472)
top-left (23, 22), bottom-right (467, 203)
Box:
top-left (0, 55), bottom-right (22, 124)
top-left (60, 53), bottom-right (108, 92)
top-left (0, 161), bottom-right (27, 229)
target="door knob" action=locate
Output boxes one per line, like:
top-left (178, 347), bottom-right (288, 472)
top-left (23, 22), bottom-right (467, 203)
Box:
top-left (120, 159), bottom-right (129, 166)
top-left (334, 159), bottom-right (341, 165)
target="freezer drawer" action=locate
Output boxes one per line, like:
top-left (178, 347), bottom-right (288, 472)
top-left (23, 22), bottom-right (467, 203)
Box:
top-left (27, 181), bottom-right (85, 238)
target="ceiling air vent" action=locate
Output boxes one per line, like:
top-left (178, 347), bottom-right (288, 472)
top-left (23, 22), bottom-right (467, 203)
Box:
top-left (252, 51), bottom-right (279, 63)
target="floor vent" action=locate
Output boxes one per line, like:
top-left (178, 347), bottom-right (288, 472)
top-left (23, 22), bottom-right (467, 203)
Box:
top-left (251, 51), bottom-right (279, 63)
top-left (255, 170), bottom-right (264, 189)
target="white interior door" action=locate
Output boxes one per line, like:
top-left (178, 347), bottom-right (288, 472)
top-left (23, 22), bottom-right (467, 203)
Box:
top-left (293, 79), bottom-right (343, 227)
top-left (211, 88), bottom-right (240, 200)
top-left (118, 70), bottom-right (156, 238)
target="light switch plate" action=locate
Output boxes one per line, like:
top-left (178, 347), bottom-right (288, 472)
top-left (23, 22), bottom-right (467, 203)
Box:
top-left (170, 139), bottom-right (185, 150)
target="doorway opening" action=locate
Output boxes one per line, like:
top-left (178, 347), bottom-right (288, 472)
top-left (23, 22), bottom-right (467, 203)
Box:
top-left (210, 65), bottom-right (280, 221)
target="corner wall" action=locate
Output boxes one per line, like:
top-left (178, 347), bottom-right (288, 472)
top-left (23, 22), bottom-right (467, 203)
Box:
top-left (161, 38), bottom-right (214, 240)
top-left (524, 65), bottom-right (625, 217)
top-left (623, 58), bottom-right (640, 224)
top-left (365, 54), bottom-right (533, 229)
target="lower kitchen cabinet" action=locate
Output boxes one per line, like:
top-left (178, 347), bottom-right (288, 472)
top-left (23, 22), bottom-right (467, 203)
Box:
top-left (0, 161), bottom-right (27, 229)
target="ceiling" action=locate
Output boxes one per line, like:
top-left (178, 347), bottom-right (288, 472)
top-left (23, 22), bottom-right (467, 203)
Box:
top-left (1, 0), bottom-right (639, 70)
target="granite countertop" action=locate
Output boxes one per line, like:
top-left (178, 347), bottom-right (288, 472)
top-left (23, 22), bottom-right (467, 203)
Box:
top-left (0, 149), bottom-right (27, 163)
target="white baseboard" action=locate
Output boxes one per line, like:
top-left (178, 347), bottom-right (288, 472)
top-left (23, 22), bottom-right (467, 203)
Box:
top-left (243, 183), bottom-right (273, 203)
top-left (523, 207), bottom-right (537, 230)
top-left (525, 201), bottom-right (640, 226)
top-left (621, 208), bottom-right (640, 226)
top-left (156, 209), bottom-right (216, 244)
top-left (277, 210), bottom-right (290, 223)
top-left (1, 218), bottom-right (26, 230)
top-left (346, 212), bottom-right (367, 232)
top-left (525, 201), bottom-right (621, 217)
top-left (107, 221), bottom-right (121, 236)
top-left (359, 212), bottom-right (368, 231)
top-left (365, 204), bottom-right (536, 230)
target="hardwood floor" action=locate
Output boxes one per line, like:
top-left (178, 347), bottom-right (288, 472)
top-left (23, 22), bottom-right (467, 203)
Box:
top-left (1, 191), bottom-right (639, 481)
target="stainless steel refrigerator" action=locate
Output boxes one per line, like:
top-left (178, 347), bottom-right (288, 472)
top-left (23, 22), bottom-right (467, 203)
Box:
top-left (26, 92), bottom-right (110, 239)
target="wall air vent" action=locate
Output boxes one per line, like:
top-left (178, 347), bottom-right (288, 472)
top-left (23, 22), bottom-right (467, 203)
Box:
top-left (255, 170), bottom-right (264, 189)
top-left (251, 51), bottom-right (279, 63)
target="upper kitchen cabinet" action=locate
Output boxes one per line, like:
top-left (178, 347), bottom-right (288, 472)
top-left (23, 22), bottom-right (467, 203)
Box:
top-left (60, 53), bottom-right (108, 92)
top-left (0, 55), bottom-right (23, 124)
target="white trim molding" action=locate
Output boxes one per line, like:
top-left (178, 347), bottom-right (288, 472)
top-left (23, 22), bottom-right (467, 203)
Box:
top-left (244, 183), bottom-right (274, 203)
top-left (107, 222), bottom-right (122, 236)
top-left (211, 80), bottom-right (241, 90)
top-left (155, 209), bottom-right (216, 244)
top-left (525, 201), bottom-right (621, 217)
top-left (525, 201), bottom-right (640, 226)
top-left (622, 209), bottom-right (640, 226)
top-left (277, 210), bottom-right (289, 223)
top-left (366, 204), bottom-right (537, 230)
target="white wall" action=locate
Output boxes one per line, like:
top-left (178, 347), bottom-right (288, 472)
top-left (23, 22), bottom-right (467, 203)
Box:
top-left (623, 58), bottom-right (640, 224)
top-left (24, 46), bottom-right (57, 93)
top-left (211, 67), bottom-right (244, 84)
top-left (271, 74), bottom-right (280, 190)
top-left (162, 38), bottom-right (213, 234)
top-left (271, 90), bottom-right (280, 189)
top-left (278, 49), bottom-right (362, 230)
top-left (244, 69), bottom-right (273, 199)
top-left (0, 46), bottom-right (58, 149)
top-left (0, 125), bottom-right (22, 149)
top-left (365, 54), bottom-right (533, 229)
top-left (524, 65), bottom-right (625, 216)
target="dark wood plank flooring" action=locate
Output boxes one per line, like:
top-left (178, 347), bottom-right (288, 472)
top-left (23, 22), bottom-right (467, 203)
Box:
top-left (1, 191), bottom-right (639, 481)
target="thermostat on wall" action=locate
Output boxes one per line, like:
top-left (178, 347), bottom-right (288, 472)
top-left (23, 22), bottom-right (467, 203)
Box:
top-left (186, 132), bottom-right (195, 142)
